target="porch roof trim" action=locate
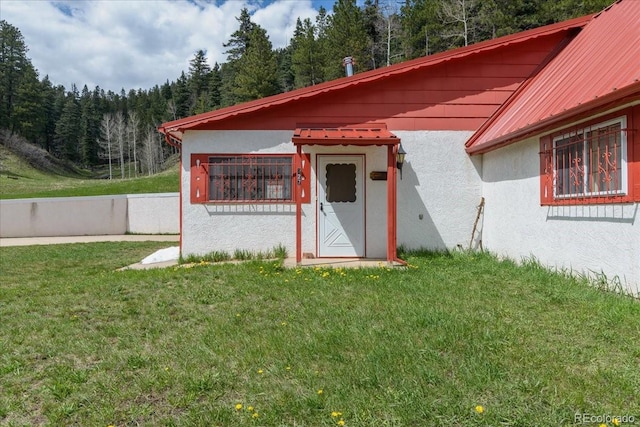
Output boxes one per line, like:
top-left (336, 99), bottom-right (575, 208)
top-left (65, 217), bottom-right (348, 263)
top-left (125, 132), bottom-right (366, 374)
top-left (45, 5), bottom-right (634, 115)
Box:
top-left (292, 127), bottom-right (399, 146)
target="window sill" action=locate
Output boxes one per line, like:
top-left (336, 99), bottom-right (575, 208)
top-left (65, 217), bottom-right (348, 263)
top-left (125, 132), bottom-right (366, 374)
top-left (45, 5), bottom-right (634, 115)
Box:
top-left (541, 195), bottom-right (638, 206)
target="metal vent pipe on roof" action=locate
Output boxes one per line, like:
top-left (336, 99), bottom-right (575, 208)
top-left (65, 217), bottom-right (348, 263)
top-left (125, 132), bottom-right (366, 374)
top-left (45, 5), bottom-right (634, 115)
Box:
top-left (343, 56), bottom-right (354, 77)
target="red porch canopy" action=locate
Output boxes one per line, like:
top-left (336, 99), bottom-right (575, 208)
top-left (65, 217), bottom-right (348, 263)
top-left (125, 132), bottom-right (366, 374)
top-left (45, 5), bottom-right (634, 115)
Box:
top-left (291, 126), bottom-right (402, 265)
top-left (292, 127), bottom-right (399, 145)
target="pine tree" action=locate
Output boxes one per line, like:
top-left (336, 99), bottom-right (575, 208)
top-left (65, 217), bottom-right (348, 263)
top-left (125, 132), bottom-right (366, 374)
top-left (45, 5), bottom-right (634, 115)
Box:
top-left (12, 62), bottom-right (44, 143)
top-left (221, 8), bottom-right (260, 106)
top-left (276, 47), bottom-right (294, 93)
top-left (54, 86), bottom-right (81, 161)
top-left (219, 62), bottom-right (237, 107)
top-left (400, 0), bottom-right (433, 58)
top-left (208, 63), bottom-right (222, 109)
top-left (172, 72), bottom-right (191, 119)
top-left (0, 20), bottom-right (30, 131)
top-left (224, 8), bottom-right (256, 62)
top-left (324, 0), bottom-right (371, 80)
top-left (233, 26), bottom-right (279, 102)
top-left (147, 84), bottom-right (169, 125)
top-left (188, 49), bottom-right (211, 114)
top-left (291, 18), bottom-right (319, 88)
top-left (313, 7), bottom-right (330, 84)
top-left (78, 85), bottom-right (102, 166)
top-left (39, 75), bottom-right (59, 152)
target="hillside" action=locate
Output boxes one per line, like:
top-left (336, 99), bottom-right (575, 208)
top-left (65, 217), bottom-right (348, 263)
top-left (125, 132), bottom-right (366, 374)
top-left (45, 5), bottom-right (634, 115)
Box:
top-left (0, 131), bottom-right (179, 199)
top-left (0, 130), bottom-right (85, 179)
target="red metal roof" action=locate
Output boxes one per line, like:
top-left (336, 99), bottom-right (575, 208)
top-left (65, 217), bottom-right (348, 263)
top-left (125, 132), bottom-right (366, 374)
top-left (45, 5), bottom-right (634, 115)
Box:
top-left (466, 0), bottom-right (640, 154)
top-left (159, 14), bottom-right (591, 142)
top-left (292, 126), bottom-right (398, 146)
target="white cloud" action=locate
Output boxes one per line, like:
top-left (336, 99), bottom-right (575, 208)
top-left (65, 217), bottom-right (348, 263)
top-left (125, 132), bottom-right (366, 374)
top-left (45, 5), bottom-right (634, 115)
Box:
top-left (2, 0), bottom-right (317, 93)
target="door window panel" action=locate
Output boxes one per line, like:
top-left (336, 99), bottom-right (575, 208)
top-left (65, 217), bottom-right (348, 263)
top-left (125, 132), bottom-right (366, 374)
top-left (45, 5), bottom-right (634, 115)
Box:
top-left (325, 163), bottom-right (357, 203)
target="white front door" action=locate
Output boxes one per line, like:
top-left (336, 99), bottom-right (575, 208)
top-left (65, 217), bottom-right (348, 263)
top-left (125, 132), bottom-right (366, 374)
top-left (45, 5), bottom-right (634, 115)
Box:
top-left (317, 155), bottom-right (365, 257)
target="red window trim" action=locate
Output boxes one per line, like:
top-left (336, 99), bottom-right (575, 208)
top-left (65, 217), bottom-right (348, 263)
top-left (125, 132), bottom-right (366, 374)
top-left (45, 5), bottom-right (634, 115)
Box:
top-left (540, 106), bottom-right (640, 206)
top-left (190, 153), bottom-right (311, 204)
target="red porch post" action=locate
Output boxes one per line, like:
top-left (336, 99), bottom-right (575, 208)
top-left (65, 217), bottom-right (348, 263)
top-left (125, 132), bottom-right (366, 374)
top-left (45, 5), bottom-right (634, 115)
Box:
top-left (295, 144), bottom-right (303, 264)
top-left (386, 144), bottom-right (397, 263)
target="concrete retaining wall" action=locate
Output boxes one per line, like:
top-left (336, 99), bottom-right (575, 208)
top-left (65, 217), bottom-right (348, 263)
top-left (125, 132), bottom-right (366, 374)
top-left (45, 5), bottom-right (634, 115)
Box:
top-left (0, 193), bottom-right (179, 238)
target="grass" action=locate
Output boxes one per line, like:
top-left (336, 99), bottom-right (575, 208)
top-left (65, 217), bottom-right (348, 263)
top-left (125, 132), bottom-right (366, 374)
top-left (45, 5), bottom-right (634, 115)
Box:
top-left (0, 145), bottom-right (179, 199)
top-left (0, 244), bottom-right (638, 426)
top-left (183, 244), bottom-right (289, 264)
top-left (0, 167), bottom-right (179, 199)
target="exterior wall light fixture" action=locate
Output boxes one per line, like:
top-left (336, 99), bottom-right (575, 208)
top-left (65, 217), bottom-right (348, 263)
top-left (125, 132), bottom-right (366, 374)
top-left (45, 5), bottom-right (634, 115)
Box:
top-left (396, 143), bottom-right (407, 179)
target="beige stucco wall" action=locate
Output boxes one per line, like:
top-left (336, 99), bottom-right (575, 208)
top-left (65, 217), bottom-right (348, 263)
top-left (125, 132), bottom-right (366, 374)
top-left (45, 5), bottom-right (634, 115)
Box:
top-left (0, 193), bottom-right (179, 238)
top-left (395, 130), bottom-right (482, 251)
top-left (126, 193), bottom-right (180, 234)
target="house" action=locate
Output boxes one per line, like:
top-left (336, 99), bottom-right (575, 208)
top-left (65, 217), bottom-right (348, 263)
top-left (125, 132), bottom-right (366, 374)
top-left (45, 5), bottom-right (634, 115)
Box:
top-left (159, 0), bottom-right (639, 294)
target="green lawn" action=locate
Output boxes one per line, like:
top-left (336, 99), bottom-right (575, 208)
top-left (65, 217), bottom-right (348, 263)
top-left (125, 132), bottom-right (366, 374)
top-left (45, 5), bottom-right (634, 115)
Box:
top-left (0, 168), bottom-right (179, 199)
top-left (0, 244), bottom-right (638, 426)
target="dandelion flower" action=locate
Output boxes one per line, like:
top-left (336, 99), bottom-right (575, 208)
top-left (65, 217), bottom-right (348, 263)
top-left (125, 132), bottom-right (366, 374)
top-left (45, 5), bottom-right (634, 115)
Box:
top-left (474, 405), bottom-right (484, 414)
top-left (331, 411), bottom-right (343, 417)
top-left (317, 389), bottom-right (324, 395)
top-left (599, 424), bottom-right (607, 427)
top-left (337, 420), bottom-right (345, 426)
top-left (248, 406), bottom-right (254, 412)
top-left (286, 366), bottom-right (291, 371)
top-left (258, 369), bottom-right (264, 374)
top-left (252, 412), bottom-right (259, 419)
top-left (235, 403), bottom-right (243, 411)
top-left (613, 419), bottom-right (621, 427)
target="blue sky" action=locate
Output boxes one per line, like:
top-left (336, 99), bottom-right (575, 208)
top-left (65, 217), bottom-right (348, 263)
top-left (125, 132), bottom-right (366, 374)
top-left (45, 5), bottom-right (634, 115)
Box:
top-left (2, 0), bottom-right (339, 92)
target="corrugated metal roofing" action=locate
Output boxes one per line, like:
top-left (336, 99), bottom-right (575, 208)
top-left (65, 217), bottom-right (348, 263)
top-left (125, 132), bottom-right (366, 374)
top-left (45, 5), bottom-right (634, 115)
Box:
top-left (466, 0), bottom-right (640, 154)
top-left (292, 127), bottom-right (398, 145)
top-left (158, 15), bottom-right (591, 142)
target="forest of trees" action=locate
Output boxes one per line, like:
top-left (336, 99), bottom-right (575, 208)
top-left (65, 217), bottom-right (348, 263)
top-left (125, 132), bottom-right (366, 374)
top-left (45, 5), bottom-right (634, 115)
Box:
top-left (0, 0), bottom-right (612, 177)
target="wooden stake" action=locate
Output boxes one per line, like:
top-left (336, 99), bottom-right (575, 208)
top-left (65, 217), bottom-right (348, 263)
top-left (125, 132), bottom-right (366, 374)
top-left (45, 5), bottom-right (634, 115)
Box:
top-left (469, 197), bottom-right (485, 250)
